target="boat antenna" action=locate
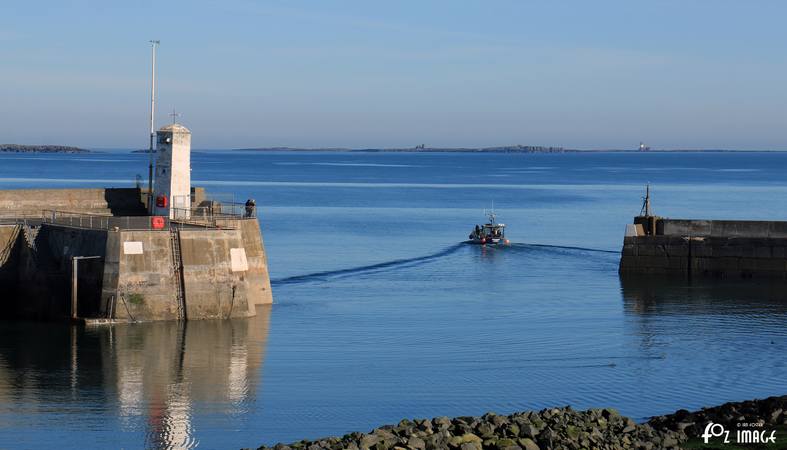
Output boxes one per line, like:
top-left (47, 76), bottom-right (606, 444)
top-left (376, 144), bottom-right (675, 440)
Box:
top-left (487, 201), bottom-right (496, 224)
top-left (147, 39), bottom-right (159, 215)
top-left (640, 183), bottom-right (652, 217)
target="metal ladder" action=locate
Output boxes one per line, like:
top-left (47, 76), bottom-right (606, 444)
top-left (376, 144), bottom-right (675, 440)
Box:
top-left (170, 227), bottom-right (187, 320)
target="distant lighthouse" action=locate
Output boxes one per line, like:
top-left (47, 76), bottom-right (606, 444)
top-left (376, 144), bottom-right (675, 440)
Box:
top-left (153, 122), bottom-right (192, 219)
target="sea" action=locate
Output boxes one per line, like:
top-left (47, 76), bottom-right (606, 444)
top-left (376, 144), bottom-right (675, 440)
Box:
top-left (0, 150), bottom-right (785, 449)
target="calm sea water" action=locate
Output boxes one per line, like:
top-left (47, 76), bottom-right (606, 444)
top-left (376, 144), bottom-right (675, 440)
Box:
top-left (0, 151), bottom-right (786, 449)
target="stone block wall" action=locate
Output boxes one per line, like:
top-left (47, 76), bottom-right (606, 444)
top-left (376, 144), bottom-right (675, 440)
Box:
top-left (0, 188), bottom-right (146, 217)
top-left (103, 229), bottom-right (181, 321)
top-left (620, 218), bottom-right (787, 279)
top-left (179, 228), bottom-right (254, 319)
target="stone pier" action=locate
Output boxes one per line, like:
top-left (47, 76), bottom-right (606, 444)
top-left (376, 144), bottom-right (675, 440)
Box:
top-left (620, 216), bottom-right (787, 279)
top-left (0, 187), bottom-right (272, 322)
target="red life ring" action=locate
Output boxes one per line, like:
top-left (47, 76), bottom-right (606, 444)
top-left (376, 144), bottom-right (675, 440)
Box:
top-left (156, 195), bottom-right (168, 208)
top-left (151, 216), bottom-right (166, 229)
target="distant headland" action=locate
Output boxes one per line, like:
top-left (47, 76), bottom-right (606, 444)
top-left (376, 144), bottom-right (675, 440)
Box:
top-left (234, 145), bottom-right (571, 153)
top-left (232, 145), bottom-right (781, 153)
top-left (0, 144), bottom-right (90, 154)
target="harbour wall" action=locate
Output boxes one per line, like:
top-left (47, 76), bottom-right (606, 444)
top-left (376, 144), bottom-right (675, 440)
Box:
top-left (620, 217), bottom-right (787, 279)
top-left (0, 187), bottom-right (146, 217)
top-left (0, 187), bottom-right (273, 322)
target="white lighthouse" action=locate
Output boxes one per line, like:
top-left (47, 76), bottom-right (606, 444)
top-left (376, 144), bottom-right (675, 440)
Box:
top-left (153, 123), bottom-right (191, 219)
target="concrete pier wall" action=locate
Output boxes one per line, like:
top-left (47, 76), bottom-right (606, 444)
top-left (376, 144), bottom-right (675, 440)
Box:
top-left (0, 219), bottom-right (273, 321)
top-left (239, 219), bottom-right (273, 307)
top-left (0, 188), bottom-right (146, 217)
top-left (179, 228), bottom-right (253, 319)
top-left (0, 224), bottom-right (108, 319)
top-left (0, 225), bottom-right (21, 292)
top-left (0, 186), bottom-right (273, 321)
top-left (104, 229), bottom-right (181, 321)
top-left (620, 218), bottom-right (787, 279)
top-left (1, 221), bottom-right (272, 321)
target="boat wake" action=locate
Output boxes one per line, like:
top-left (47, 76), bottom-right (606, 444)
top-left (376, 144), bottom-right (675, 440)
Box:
top-left (507, 243), bottom-right (619, 254)
top-left (272, 241), bottom-right (618, 286)
top-left (271, 243), bottom-right (466, 285)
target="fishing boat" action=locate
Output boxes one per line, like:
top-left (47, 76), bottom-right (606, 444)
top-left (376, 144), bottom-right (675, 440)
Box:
top-left (468, 211), bottom-right (510, 245)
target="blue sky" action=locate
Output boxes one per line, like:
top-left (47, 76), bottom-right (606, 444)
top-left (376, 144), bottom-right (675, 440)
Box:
top-left (1, 0), bottom-right (786, 149)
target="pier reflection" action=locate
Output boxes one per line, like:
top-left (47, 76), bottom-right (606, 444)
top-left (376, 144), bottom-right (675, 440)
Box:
top-left (0, 305), bottom-right (270, 449)
top-left (620, 276), bottom-right (787, 315)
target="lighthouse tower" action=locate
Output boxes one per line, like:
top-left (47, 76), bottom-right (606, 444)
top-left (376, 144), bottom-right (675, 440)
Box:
top-left (153, 123), bottom-right (191, 219)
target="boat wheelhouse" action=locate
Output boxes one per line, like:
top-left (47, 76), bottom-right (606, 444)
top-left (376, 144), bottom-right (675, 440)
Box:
top-left (468, 212), bottom-right (509, 245)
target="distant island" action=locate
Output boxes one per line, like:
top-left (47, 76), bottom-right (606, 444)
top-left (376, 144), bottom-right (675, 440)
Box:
top-left (233, 145), bottom-right (782, 153)
top-left (0, 144), bottom-right (90, 154)
top-left (234, 145), bottom-right (572, 153)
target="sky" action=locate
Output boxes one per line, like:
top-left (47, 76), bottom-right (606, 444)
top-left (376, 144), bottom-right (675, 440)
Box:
top-left (1, 0), bottom-right (786, 150)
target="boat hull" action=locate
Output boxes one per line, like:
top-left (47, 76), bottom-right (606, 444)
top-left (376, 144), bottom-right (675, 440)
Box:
top-left (468, 238), bottom-right (505, 245)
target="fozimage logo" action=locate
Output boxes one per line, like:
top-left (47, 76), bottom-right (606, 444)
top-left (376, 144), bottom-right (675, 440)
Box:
top-left (702, 422), bottom-right (777, 445)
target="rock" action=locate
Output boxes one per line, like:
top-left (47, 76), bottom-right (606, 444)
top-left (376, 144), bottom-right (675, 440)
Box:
top-left (503, 423), bottom-right (520, 438)
top-left (359, 434), bottom-right (381, 450)
top-left (492, 438), bottom-right (520, 450)
top-left (517, 438), bottom-right (540, 450)
top-left (518, 423), bottom-right (539, 438)
top-left (621, 418), bottom-right (637, 433)
top-left (490, 415), bottom-right (509, 428)
top-left (601, 408), bottom-right (620, 420)
top-left (432, 416), bottom-right (451, 431)
top-left (662, 436), bottom-right (678, 447)
top-left (446, 436), bottom-right (463, 448)
top-left (406, 436), bottom-right (425, 450)
top-left (253, 398), bottom-right (786, 450)
top-left (475, 422), bottom-right (495, 438)
top-left (415, 419), bottom-right (432, 432)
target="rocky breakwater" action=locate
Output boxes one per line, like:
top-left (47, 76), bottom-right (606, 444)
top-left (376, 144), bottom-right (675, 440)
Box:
top-left (249, 407), bottom-right (684, 450)
top-left (648, 394), bottom-right (787, 441)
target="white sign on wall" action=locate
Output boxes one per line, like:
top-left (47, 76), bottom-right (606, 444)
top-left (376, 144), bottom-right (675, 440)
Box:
top-left (123, 241), bottom-right (144, 255)
top-left (230, 248), bottom-right (248, 272)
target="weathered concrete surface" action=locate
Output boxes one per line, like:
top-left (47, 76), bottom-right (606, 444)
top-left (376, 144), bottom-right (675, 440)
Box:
top-left (104, 230), bottom-right (180, 321)
top-left (0, 225), bottom-right (21, 293)
top-left (2, 224), bottom-right (107, 319)
top-left (179, 228), bottom-right (254, 319)
top-left (0, 187), bottom-right (274, 321)
top-left (620, 217), bottom-right (787, 279)
top-left (661, 219), bottom-right (787, 238)
top-left (239, 219), bottom-right (273, 307)
top-left (0, 188), bottom-right (146, 217)
top-left (153, 124), bottom-right (192, 218)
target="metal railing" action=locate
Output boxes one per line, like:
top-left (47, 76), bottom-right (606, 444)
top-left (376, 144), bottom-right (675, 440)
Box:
top-left (169, 204), bottom-right (250, 229)
top-left (42, 210), bottom-right (170, 231)
top-left (12, 202), bottom-right (259, 232)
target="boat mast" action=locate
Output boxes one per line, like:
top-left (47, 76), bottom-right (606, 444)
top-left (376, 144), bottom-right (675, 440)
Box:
top-left (640, 183), bottom-right (652, 217)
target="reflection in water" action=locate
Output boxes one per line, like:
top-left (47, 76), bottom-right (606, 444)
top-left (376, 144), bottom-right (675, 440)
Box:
top-left (619, 276), bottom-right (787, 411)
top-left (621, 276), bottom-right (787, 316)
top-left (0, 305), bottom-right (270, 449)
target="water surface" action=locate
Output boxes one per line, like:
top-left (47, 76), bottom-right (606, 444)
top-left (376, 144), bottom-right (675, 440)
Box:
top-left (0, 151), bottom-right (785, 449)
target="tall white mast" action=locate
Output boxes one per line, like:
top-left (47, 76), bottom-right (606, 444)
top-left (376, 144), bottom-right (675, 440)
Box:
top-left (147, 39), bottom-right (160, 214)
